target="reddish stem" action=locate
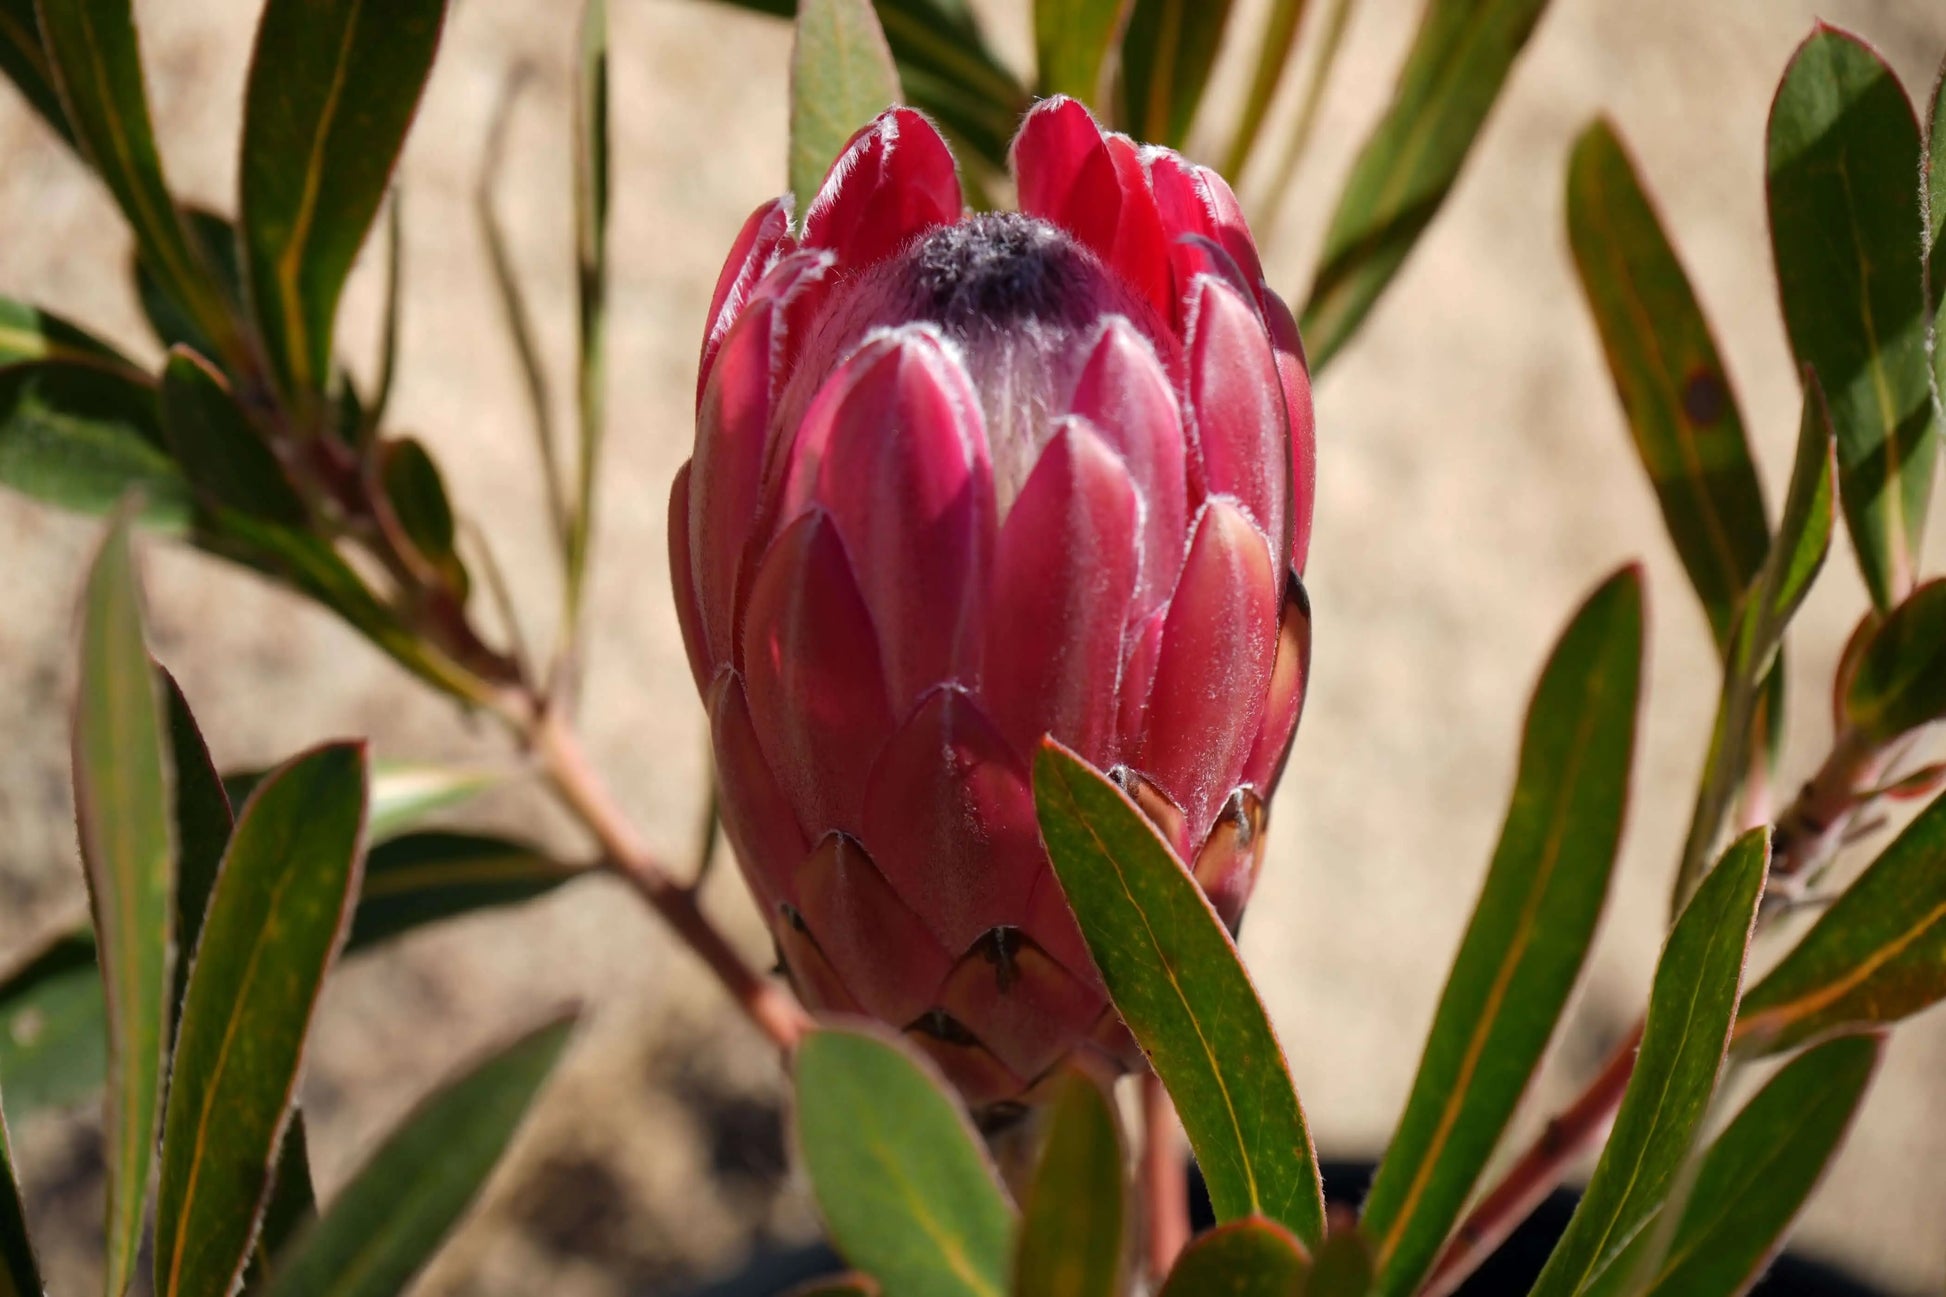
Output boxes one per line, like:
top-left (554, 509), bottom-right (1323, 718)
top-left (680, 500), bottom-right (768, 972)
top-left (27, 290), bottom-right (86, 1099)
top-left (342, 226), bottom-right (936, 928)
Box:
top-left (1143, 1072), bottom-right (1190, 1278)
top-left (535, 709), bottom-right (811, 1053)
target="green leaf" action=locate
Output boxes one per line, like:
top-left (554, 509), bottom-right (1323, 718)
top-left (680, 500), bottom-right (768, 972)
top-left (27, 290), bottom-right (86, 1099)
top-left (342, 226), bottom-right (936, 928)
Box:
top-left (1013, 1071), bottom-right (1125, 1297)
top-left (263, 1014), bottom-right (575, 1297)
top-left (1614, 1034), bottom-right (1881, 1297)
top-left (1034, 0), bottom-right (1130, 107)
top-left (135, 209), bottom-right (245, 360)
top-left (35, 0), bottom-right (232, 351)
top-left (1566, 121), bottom-right (1768, 651)
top-left (1528, 827), bottom-right (1769, 1297)
top-left (567, 0), bottom-right (608, 626)
top-left (241, 1115), bottom-right (317, 1295)
top-left (1673, 381), bottom-right (1836, 913)
top-left (0, 929), bottom-right (105, 1119)
top-left (0, 361), bottom-right (192, 530)
top-left (374, 437), bottom-right (467, 597)
top-left (160, 346), bottom-right (309, 527)
top-left (225, 760), bottom-right (506, 848)
top-left (1303, 1230), bottom-right (1375, 1297)
top-left (349, 832), bottom-right (581, 951)
top-left (0, 0), bottom-right (71, 143)
top-left (1300, 0), bottom-right (1551, 371)
top-left (0, 296), bottom-right (134, 372)
top-left (1737, 788), bottom-right (1946, 1054)
top-left (1157, 1218), bottom-right (1310, 1297)
top-left (1360, 567), bottom-right (1643, 1297)
top-left (238, 0), bottom-right (448, 400)
top-left (1032, 741), bottom-right (1326, 1245)
top-left (1119, 0), bottom-right (1235, 148)
top-left (154, 742), bottom-right (368, 1297)
top-left (72, 511), bottom-right (175, 1297)
top-left (0, 1094), bottom-right (41, 1297)
top-left (362, 197), bottom-right (402, 438)
top-left (1768, 25), bottom-right (1934, 611)
top-left (789, 0), bottom-right (903, 218)
top-left (159, 667), bottom-right (234, 1018)
top-left (1840, 578), bottom-right (1946, 742)
top-left (794, 1025), bottom-right (1015, 1297)
top-left (1220, 0), bottom-right (1312, 178)
top-left (1930, 58), bottom-right (1946, 437)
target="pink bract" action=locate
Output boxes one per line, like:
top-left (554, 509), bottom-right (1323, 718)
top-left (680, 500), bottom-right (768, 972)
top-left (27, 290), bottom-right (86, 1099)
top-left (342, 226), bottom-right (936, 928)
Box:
top-left (672, 98), bottom-right (1316, 1109)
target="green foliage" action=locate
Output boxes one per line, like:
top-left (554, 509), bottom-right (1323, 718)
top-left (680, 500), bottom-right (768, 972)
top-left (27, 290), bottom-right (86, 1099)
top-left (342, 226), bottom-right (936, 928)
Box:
top-left (0, 296), bottom-right (132, 370)
top-left (1157, 1218), bottom-right (1310, 1297)
top-left (789, 0), bottom-right (903, 218)
top-left (261, 1016), bottom-right (576, 1297)
top-left (1013, 1072), bottom-right (1125, 1297)
top-left (1033, 0), bottom-right (1129, 108)
top-left (1529, 829), bottom-right (1769, 1297)
top-left (1841, 578), bottom-right (1946, 742)
top-left (349, 832), bottom-right (580, 950)
top-left (0, 930), bottom-right (105, 1117)
top-left (794, 1026), bottom-right (1015, 1297)
top-left (238, 0), bottom-right (448, 401)
top-left (159, 347), bottom-right (308, 527)
top-left (72, 512), bottom-right (176, 1297)
top-left (1032, 740), bottom-right (1325, 1246)
top-left (1302, 0), bottom-right (1552, 370)
top-left (1361, 568), bottom-right (1642, 1297)
top-left (0, 362), bottom-right (191, 529)
top-left (1119, 0), bottom-right (1233, 147)
top-left (0, 1100), bottom-right (40, 1297)
top-left (153, 743), bottom-right (368, 1297)
top-left (1768, 25), bottom-right (1934, 610)
top-left (1738, 789), bottom-right (1946, 1054)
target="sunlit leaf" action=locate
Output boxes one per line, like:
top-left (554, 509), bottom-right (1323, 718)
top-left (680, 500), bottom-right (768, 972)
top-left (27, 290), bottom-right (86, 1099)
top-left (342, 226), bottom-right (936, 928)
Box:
top-left (1158, 1218), bottom-right (1309, 1297)
top-left (0, 361), bottom-right (191, 530)
top-left (789, 0), bottom-right (903, 217)
top-left (1840, 578), bottom-right (1946, 743)
top-left (1768, 24), bottom-right (1933, 610)
top-left (1119, 0), bottom-right (1233, 147)
top-left (1013, 1071), bottom-right (1124, 1297)
top-left (1362, 568), bottom-right (1642, 1297)
top-left (1034, 0), bottom-right (1130, 108)
top-left (1033, 741), bottom-right (1325, 1245)
top-left (794, 1025), bottom-right (1014, 1297)
top-left (0, 297), bottom-right (133, 372)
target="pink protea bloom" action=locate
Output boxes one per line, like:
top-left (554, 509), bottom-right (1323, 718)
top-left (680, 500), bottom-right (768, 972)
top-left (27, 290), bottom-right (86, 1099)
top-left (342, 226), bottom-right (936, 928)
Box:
top-left (671, 98), bottom-right (1315, 1109)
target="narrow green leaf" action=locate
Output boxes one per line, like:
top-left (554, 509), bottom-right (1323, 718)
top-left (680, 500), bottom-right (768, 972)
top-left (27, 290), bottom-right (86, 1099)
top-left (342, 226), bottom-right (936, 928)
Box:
top-left (1300, 0), bottom-right (1551, 371)
top-left (1768, 25), bottom-right (1934, 610)
top-left (1361, 568), bottom-right (1642, 1297)
top-left (374, 437), bottom-right (467, 597)
top-left (794, 1025), bottom-right (1015, 1297)
top-left (241, 1116), bottom-right (317, 1295)
top-left (1303, 1230), bottom-right (1375, 1297)
top-left (263, 1014), bottom-right (574, 1297)
top-left (0, 929), bottom-right (105, 1119)
top-left (225, 761), bottom-right (506, 849)
top-left (1034, 0), bottom-right (1129, 107)
top-left (35, 0), bottom-right (230, 351)
top-left (1119, 0), bottom-right (1235, 147)
top-left (1013, 1071), bottom-right (1125, 1297)
top-left (0, 1095), bottom-right (42, 1297)
top-left (72, 511), bottom-right (175, 1297)
top-left (0, 361), bottom-right (191, 529)
top-left (1840, 578), bottom-right (1946, 742)
top-left (1032, 740), bottom-right (1326, 1245)
top-left (135, 209), bottom-right (245, 360)
top-left (1616, 1034), bottom-right (1881, 1297)
top-left (362, 197), bottom-right (402, 438)
top-left (0, 0), bottom-right (70, 143)
top-left (1673, 381), bottom-right (1835, 913)
top-left (158, 667), bottom-right (234, 1018)
top-left (0, 297), bottom-right (133, 372)
top-left (566, 0), bottom-right (608, 627)
top-left (1738, 788), bottom-right (1946, 1054)
top-left (154, 742), bottom-right (368, 1297)
top-left (1221, 0), bottom-right (1312, 178)
top-left (1566, 121), bottom-right (1768, 651)
top-left (160, 346), bottom-right (309, 528)
top-left (1157, 1218), bottom-right (1310, 1297)
top-left (789, 0), bottom-right (903, 217)
top-left (1929, 58), bottom-right (1946, 437)
top-left (239, 0), bottom-right (448, 400)
top-left (349, 832), bottom-right (581, 951)
top-left (1529, 828), bottom-right (1769, 1297)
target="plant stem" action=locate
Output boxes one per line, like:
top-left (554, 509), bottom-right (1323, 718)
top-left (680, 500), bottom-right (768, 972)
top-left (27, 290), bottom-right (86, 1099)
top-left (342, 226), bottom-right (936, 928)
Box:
top-left (1142, 1072), bottom-right (1190, 1279)
top-left (1419, 1022), bottom-right (1641, 1297)
top-left (532, 708), bottom-right (812, 1054)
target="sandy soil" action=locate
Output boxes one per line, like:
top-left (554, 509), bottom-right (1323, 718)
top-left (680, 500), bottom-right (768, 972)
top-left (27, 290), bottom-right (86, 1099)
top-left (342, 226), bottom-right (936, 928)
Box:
top-left (1, 0), bottom-right (1943, 1292)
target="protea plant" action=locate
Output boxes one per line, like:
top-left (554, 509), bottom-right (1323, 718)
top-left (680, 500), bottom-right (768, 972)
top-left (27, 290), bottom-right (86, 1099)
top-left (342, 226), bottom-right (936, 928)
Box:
top-left (669, 98), bottom-right (1316, 1108)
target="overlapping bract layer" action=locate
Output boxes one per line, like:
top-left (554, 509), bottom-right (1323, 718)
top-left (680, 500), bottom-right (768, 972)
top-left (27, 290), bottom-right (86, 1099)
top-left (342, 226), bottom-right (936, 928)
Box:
top-left (672, 98), bottom-right (1315, 1106)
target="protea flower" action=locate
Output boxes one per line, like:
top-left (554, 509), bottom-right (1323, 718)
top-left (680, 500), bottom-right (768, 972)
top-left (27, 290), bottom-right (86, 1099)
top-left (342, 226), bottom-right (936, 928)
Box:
top-left (670, 98), bottom-right (1315, 1109)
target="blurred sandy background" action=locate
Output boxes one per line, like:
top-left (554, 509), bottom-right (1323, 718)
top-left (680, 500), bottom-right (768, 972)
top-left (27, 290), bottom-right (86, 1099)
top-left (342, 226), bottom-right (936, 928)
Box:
top-left (2, 0), bottom-right (1945, 1292)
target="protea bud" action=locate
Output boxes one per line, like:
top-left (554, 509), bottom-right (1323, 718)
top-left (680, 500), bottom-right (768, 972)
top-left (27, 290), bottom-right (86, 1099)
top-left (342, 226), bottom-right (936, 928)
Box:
top-left (671, 98), bottom-right (1315, 1109)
